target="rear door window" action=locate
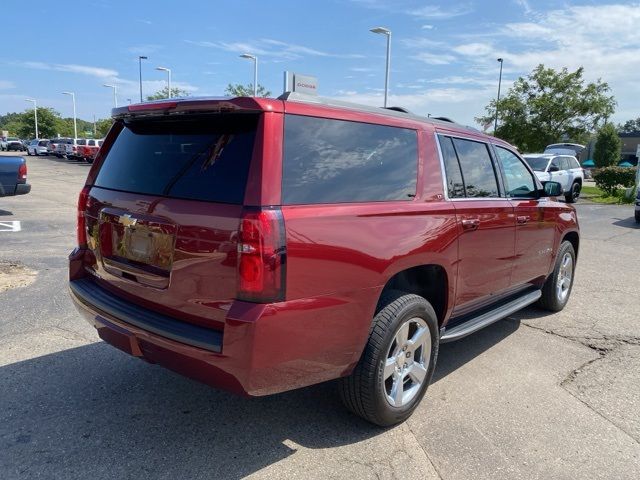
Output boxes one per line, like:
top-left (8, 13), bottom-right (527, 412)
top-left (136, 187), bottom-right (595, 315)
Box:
top-left (94, 114), bottom-right (258, 204)
top-left (282, 115), bottom-right (417, 204)
top-left (451, 138), bottom-right (500, 198)
top-left (438, 136), bottom-right (465, 198)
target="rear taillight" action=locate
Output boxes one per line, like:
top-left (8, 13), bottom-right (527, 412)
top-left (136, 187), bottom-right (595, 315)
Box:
top-left (237, 208), bottom-right (286, 303)
top-left (77, 186), bottom-right (90, 247)
top-left (18, 162), bottom-right (27, 180)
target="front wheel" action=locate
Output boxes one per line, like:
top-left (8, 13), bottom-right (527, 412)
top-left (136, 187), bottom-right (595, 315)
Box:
top-left (537, 241), bottom-right (576, 311)
top-left (339, 292), bottom-right (439, 426)
top-left (565, 182), bottom-right (580, 203)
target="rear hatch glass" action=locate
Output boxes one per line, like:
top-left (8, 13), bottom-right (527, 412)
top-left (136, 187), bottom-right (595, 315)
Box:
top-left (94, 115), bottom-right (257, 204)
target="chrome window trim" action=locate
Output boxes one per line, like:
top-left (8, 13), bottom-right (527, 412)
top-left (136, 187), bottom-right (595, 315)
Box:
top-left (433, 132), bottom-right (507, 202)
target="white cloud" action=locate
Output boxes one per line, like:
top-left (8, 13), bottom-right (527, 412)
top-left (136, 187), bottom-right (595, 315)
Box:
top-left (407, 5), bottom-right (472, 19)
top-left (0, 80), bottom-right (15, 90)
top-left (513, 0), bottom-right (533, 15)
top-left (185, 38), bottom-right (364, 60)
top-left (19, 61), bottom-right (118, 78)
top-left (452, 42), bottom-right (494, 57)
top-left (421, 24), bottom-right (434, 30)
top-left (413, 52), bottom-right (456, 65)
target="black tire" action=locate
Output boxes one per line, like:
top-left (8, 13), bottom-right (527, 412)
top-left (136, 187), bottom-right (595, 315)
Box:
top-left (565, 182), bottom-right (580, 203)
top-left (635, 211), bottom-right (640, 224)
top-left (537, 241), bottom-right (576, 312)
top-left (27, 149), bottom-right (32, 156)
top-left (339, 291), bottom-right (439, 427)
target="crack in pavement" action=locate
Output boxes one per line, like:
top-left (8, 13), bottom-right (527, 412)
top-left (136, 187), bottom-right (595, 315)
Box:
top-left (512, 319), bottom-right (640, 445)
top-left (403, 422), bottom-right (444, 480)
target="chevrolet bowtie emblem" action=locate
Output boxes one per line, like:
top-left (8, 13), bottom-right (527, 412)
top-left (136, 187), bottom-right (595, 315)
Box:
top-left (118, 214), bottom-right (137, 227)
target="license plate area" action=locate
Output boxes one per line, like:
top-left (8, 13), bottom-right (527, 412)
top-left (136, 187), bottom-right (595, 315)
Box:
top-left (98, 209), bottom-right (177, 288)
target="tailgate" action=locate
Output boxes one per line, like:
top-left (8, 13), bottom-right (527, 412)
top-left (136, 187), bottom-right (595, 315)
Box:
top-left (81, 113), bottom-right (260, 329)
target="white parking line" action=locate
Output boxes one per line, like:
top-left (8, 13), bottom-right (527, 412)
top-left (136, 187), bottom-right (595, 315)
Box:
top-left (0, 221), bottom-right (21, 232)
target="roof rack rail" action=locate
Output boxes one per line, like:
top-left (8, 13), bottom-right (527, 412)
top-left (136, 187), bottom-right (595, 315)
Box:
top-left (278, 91), bottom-right (482, 134)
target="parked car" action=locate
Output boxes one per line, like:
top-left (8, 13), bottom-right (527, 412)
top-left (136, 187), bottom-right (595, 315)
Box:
top-left (1, 137), bottom-right (26, 152)
top-left (65, 138), bottom-right (87, 160)
top-left (51, 138), bottom-right (72, 157)
top-left (76, 138), bottom-right (103, 163)
top-left (522, 153), bottom-right (584, 202)
top-left (545, 143), bottom-right (586, 162)
top-left (0, 156), bottom-right (30, 196)
top-left (27, 139), bottom-right (50, 156)
top-left (68, 94), bottom-right (579, 426)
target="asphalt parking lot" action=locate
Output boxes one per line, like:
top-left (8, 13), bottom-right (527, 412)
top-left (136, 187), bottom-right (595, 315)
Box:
top-left (1, 151), bottom-right (639, 479)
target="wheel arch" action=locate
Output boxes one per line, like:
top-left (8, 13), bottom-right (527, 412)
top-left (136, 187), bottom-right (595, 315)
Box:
top-left (376, 264), bottom-right (449, 327)
top-left (562, 231), bottom-right (580, 259)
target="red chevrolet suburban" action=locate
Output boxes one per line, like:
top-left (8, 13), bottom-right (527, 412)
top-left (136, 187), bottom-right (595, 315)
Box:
top-left (69, 94), bottom-right (579, 426)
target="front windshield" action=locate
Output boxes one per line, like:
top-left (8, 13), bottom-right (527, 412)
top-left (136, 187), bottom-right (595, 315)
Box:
top-left (523, 156), bottom-right (550, 172)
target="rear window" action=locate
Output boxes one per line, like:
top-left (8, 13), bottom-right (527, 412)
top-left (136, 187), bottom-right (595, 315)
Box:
top-left (94, 114), bottom-right (258, 204)
top-left (523, 156), bottom-right (550, 171)
top-left (282, 115), bottom-right (417, 204)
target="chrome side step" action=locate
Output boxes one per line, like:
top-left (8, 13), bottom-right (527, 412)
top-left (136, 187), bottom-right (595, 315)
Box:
top-left (440, 290), bottom-right (542, 343)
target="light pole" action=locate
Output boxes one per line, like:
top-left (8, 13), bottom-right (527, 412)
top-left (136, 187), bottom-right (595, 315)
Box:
top-left (370, 26), bottom-right (391, 108)
top-left (156, 66), bottom-right (172, 98)
top-left (494, 58), bottom-right (504, 134)
top-left (138, 55), bottom-right (147, 102)
top-left (239, 54), bottom-right (258, 96)
top-left (103, 84), bottom-right (118, 107)
top-left (25, 98), bottom-right (38, 139)
top-left (62, 91), bottom-right (77, 139)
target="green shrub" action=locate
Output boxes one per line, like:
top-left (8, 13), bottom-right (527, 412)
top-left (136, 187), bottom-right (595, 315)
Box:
top-left (593, 123), bottom-right (622, 168)
top-left (592, 166), bottom-right (636, 196)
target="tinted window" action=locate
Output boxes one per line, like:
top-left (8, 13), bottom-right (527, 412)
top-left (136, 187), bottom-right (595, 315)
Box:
top-left (452, 138), bottom-right (499, 198)
top-left (495, 147), bottom-right (536, 198)
top-left (88, 140), bottom-right (95, 146)
top-left (94, 115), bottom-right (258, 204)
top-left (38, 140), bottom-right (48, 146)
top-left (523, 156), bottom-right (550, 172)
top-left (77, 139), bottom-right (86, 146)
top-left (438, 136), bottom-right (465, 198)
top-left (282, 115), bottom-right (417, 204)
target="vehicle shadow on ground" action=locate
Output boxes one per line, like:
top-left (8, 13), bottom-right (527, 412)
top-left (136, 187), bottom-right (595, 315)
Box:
top-left (0, 209), bottom-right (13, 216)
top-left (612, 216), bottom-right (640, 229)
top-left (0, 319), bottom-right (518, 479)
top-left (38, 155), bottom-right (90, 166)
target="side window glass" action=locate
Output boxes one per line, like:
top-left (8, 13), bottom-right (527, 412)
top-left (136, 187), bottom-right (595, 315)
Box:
top-left (495, 147), bottom-right (536, 198)
top-left (438, 136), bottom-right (465, 198)
top-left (452, 138), bottom-right (500, 198)
top-left (559, 157), bottom-right (569, 170)
top-left (550, 158), bottom-right (560, 171)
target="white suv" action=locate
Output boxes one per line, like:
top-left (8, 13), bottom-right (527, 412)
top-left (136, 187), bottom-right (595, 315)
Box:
top-left (523, 154), bottom-right (584, 203)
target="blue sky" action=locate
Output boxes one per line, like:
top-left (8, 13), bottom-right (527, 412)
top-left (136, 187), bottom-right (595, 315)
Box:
top-left (1, 0), bottom-right (638, 129)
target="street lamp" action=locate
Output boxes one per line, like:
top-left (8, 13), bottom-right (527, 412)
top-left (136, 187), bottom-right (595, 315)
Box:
top-left (103, 84), bottom-right (118, 108)
top-left (25, 98), bottom-right (38, 139)
top-left (156, 66), bottom-right (172, 98)
top-left (370, 26), bottom-right (391, 108)
top-left (138, 55), bottom-right (147, 102)
top-left (239, 54), bottom-right (258, 96)
top-left (62, 91), bottom-right (77, 139)
top-left (494, 58), bottom-right (504, 134)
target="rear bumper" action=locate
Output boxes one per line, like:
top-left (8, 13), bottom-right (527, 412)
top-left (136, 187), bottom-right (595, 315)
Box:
top-left (16, 183), bottom-right (31, 195)
top-left (68, 271), bottom-right (375, 396)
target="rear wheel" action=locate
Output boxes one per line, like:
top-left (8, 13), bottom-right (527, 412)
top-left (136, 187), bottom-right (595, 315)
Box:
top-left (565, 182), bottom-right (580, 203)
top-left (339, 291), bottom-right (439, 426)
top-left (537, 241), bottom-right (576, 311)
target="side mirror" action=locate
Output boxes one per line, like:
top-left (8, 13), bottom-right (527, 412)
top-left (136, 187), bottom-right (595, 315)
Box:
top-left (540, 181), bottom-right (563, 197)
top-left (548, 165), bottom-right (560, 172)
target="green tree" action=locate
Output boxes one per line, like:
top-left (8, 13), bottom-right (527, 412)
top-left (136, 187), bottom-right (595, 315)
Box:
top-left (95, 118), bottom-right (114, 138)
top-left (224, 83), bottom-right (271, 97)
top-left (617, 117), bottom-right (640, 133)
top-left (20, 108), bottom-right (62, 139)
top-left (593, 123), bottom-right (622, 168)
top-left (146, 86), bottom-right (191, 101)
top-left (476, 65), bottom-right (616, 152)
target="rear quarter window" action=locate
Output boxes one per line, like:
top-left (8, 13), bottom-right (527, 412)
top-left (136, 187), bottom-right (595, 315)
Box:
top-left (93, 114), bottom-right (258, 204)
top-left (282, 115), bottom-right (417, 204)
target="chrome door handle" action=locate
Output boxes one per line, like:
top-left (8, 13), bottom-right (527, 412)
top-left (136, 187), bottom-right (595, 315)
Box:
top-left (462, 219), bottom-right (480, 231)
